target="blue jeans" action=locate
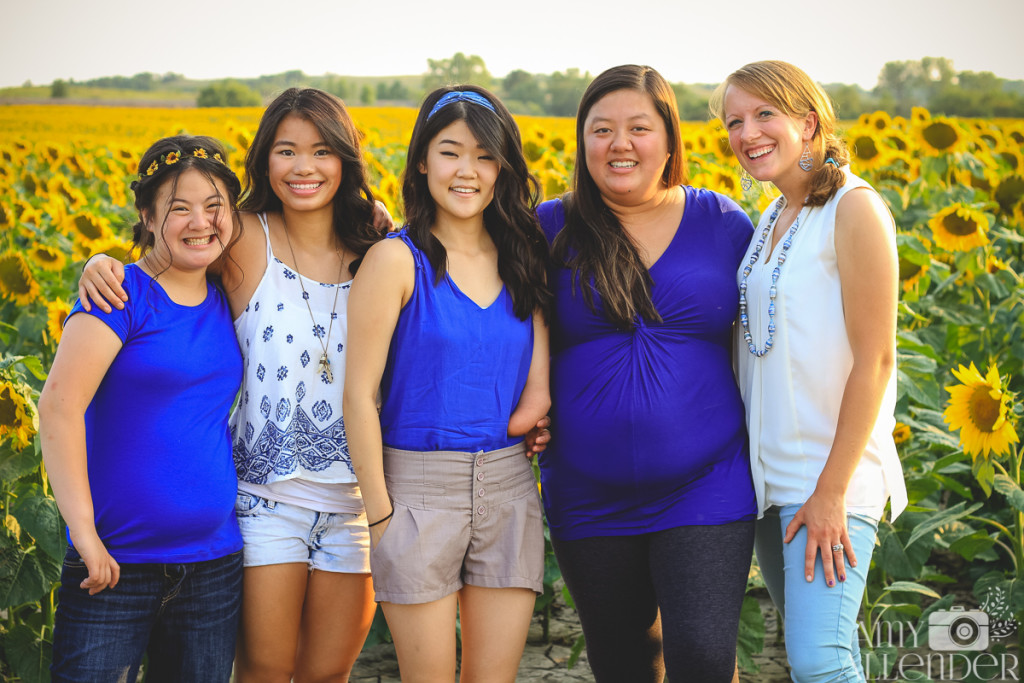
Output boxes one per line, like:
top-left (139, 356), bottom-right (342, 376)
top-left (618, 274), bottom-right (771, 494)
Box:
top-left (51, 548), bottom-right (243, 683)
top-left (756, 505), bottom-right (878, 683)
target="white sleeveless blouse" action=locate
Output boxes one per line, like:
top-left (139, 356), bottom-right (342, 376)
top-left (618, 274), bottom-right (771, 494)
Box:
top-left (229, 214), bottom-right (356, 486)
top-left (735, 168), bottom-right (907, 521)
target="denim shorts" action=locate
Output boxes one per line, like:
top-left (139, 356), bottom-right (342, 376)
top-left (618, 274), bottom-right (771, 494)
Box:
top-left (51, 548), bottom-right (242, 683)
top-left (235, 493), bottom-right (370, 573)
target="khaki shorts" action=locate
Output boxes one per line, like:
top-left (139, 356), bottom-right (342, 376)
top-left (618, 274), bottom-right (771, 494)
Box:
top-left (371, 443), bottom-right (544, 604)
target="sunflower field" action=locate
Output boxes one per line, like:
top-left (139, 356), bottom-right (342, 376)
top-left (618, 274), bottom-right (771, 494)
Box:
top-left (1, 103), bottom-right (1023, 682)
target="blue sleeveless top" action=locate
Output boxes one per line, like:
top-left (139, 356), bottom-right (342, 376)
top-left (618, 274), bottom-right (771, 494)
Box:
top-left (379, 229), bottom-right (533, 452)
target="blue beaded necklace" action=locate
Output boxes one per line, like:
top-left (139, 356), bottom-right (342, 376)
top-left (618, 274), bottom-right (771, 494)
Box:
top-left (738, 196), bottom-right (807, 357)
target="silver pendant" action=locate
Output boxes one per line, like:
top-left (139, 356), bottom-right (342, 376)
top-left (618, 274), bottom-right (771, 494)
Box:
top-left (318, 352), bottom-right (333, 384)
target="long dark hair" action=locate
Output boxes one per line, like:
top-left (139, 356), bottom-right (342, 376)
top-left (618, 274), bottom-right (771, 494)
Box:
top-left (130, 134), bottom-right (242, 268)
top-left (401, 85), bottom-right (551, 322)
top-left (709, 60), bottom-right (848, 207)
top-left (552, 65), bottom-right (687, 329)
top-left (239, 88), bottom-right (379, 274)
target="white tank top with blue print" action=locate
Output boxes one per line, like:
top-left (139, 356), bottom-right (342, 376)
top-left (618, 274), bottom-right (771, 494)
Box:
top-left (229, 213), bottom-right (355, 485)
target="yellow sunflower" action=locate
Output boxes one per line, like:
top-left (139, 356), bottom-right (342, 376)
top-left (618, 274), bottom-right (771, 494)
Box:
top-left (0, 381), bottom-right (37, 450)
top-left (49, 174), bottom-right (87, 209)
top-left (86, 234), bottom-right (137, 264)
top-left (893, 422), bottom-right (911, 445)
top-left (46, 298), bottom-right (72, 345)
top-left (953, 165), bottom-right (999, 194)
top-left (911, 107), bottom-right (931, 125)
top-left (995, 174), bottom-right (1024, 214)
top-left (998, 149), bottom-right (1024, 172)
top-left (0, 250), bottom-right (41, 305)
top-left (899, 255), bottom-right (929, 292)
top-left (21, 170), bottom-right (44, 198)
top-left (915, 117), bottom-right (969, 156)
top-left (986, 254), bottom-right (1009, 274)
top-left (868, 110), bottom-right (892, 132)
top-left (848, 131), bottom-right (889, 171)
top-left (540, 169), bottom-right (568, 201)
top-left (28, 244), bottom-right (67, 272)
top-left (929, 203), bottom-right (989, 252)
top-left (64, 212), bottom-right (111, 243)
top-left (944, 362), bottom-right (1019, 460)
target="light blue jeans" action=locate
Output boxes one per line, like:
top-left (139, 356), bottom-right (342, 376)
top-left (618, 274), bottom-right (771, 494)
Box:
top-left (756, 504), bottom-right (878, 683)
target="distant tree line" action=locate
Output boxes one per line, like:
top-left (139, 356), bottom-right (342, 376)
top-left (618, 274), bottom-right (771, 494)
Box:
top-left (46, 55), bottom-right (1024, 119)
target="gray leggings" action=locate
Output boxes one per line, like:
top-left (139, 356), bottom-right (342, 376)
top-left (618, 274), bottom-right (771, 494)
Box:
top-left (552, 520), bottom-right (754, 682)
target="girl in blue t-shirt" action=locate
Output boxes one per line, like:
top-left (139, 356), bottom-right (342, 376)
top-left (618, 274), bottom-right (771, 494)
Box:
top-left (40, 135), bottom-right (245, 682)
top-left (77, 89), bottom-right (388, 682)
top-left (344, 86), bottom-right (552, 681)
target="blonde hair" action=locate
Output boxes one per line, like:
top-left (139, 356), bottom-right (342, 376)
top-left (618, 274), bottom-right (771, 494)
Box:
top-left (709, 60), bottom-right (848, 206)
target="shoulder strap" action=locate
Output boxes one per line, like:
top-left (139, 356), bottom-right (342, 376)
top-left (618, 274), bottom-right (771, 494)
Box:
top-left (257, 213), bottom-right (273, 259)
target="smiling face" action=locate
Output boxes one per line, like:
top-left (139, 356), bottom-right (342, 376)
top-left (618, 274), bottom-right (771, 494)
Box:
top-left (418, 118), bottom-right (499, 228)
top-left (582, 88), bottom-right (671, 208)
top-left (722, 84), bottom-right (817, 191)
top-left (267, 113), bottom-right (342, 215)
top-left (144, 168), bottom-right (232, 275)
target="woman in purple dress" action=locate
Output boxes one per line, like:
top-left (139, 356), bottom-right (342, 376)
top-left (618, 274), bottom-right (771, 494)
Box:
top-left (536, 64), bottom-right (756, 682)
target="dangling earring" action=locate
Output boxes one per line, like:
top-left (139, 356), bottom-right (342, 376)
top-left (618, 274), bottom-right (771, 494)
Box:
top-left (741, 169), bottom-right (753, 191)
top-left (799, 142), bottom-right (813, 172)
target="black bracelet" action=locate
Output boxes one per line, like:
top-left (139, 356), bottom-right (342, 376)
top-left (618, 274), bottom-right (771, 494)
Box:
top-left (81, 253), bottom-right (100, 274)
top-left (368, 509), bottom-right (394, 527)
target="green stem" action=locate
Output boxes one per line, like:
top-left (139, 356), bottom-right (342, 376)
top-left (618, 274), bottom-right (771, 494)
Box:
top-left (1013, 443), bottom-right (1024, 580)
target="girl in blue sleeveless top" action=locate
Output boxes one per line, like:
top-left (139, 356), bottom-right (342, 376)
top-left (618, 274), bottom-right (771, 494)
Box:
top-left (345, 86), bottom-right (552, 682)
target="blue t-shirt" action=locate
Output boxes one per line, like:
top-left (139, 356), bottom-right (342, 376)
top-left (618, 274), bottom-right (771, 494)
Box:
top-left (67, 265), bottom-right (243, 562)
top-left (379, 229), bottom-right (532, 452)
top-left (537, 188), bottom-right (758, 540)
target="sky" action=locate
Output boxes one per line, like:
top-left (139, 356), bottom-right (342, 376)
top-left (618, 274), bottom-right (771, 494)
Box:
top-left (2, 0), bottom-right (1023, 90)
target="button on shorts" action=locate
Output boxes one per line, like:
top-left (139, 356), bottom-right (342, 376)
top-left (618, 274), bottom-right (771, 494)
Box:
top-left (370, 442), bottom-right (544, 604)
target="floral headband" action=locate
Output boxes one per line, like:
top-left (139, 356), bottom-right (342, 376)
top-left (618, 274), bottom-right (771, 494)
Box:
top-left (140, 147), bottom-right (226, 178)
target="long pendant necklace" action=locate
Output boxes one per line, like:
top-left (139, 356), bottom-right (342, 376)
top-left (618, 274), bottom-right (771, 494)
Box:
top-left (282, 220), bottom-right (345, 384)
top-left (738, 196), bottom-right (807, 357)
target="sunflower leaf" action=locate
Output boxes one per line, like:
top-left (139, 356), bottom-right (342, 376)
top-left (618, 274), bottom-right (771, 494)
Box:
top-left (3, 622), bottom-right (52, 683)
top-left (0, 533), bottom-right (61, 607)
top-left (0, 444), bottom-right (41, 483)
top-left (973, 458), bottom-right (995, 496)
top-left (736, 595), bottom-right (765, 674)
top-left (884, 581), bottom-right (941, 598)
top-left (906, 501), bottom-right (984, 548)
top-left (11, 482), bottom-right (66, 561)
top-left (992, 474), bottom-right (1024, 513)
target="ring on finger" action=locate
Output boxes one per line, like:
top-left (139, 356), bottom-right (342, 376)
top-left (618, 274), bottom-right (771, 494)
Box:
top-left (831, 543), bottom-right (844, 553)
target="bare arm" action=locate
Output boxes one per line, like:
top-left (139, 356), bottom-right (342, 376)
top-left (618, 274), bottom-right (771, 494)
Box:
top-left (38, 314), bottom-right (124, 594)
top-left (508, 311), bottom-right (551, 441)
top-left (343, 238), bottom-right (414, 547)
top-left (784, 188), bottom-right (898, 586)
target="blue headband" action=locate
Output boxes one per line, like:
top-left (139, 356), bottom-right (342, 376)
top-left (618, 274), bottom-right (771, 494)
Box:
top-left (426, 90), bottom-right (497, 119)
